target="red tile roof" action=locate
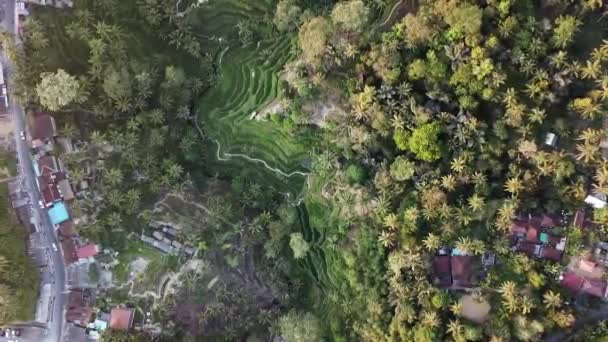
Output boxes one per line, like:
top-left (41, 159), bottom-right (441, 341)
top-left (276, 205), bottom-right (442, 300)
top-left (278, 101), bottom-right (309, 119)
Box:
top-left (38, 156), bottom-right (59, 175)
top-left (561, 272), bottom-right (584, 293)
top-left (539, 247), bottom-right (562, 261)
top-left (582, 278), bottom-right (607, 298)
top-left (76, 244), bottom-right (98, 259)
top-left (109, 308), bottom-right (135, 331)
top-left (61, 239), bottom-right (77, 264)
top-left (511, 220), bottom-right (528, 235)
top-left (41, 183), bottom-right (62, 205)
top-left (540, 214), bottom-right (561, 227)
top-left (526, 227), bottom-right (538, 242)
top-left (451, 256), bottom-right (473, 287)
top-left (31, 114), bottom-right (56, 141)
top-left (517, 241), bottom-right (538, 257)
top-left (561, 272), bottom-right (608, 298)
top-left (432, 256), bottom-right (452, 287)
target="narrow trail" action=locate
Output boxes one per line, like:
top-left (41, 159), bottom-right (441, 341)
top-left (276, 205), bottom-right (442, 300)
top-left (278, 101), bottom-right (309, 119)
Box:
top-left (192, 77), bottom-right (308, 180)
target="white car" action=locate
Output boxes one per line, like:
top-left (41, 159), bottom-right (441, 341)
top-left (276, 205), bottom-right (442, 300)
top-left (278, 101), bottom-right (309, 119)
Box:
top-left (52, 243), bottom-right (58, 252)
top-left (19, 130), bottom-right (25, 141)
top-left (38, 199), bottom-right (45, 209)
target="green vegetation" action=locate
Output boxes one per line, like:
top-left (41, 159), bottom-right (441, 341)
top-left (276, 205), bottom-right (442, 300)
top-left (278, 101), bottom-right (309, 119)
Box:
top-left (16, 0), bottom-right (608, 340)
top-left (0, 167), bottom-right (38, 323)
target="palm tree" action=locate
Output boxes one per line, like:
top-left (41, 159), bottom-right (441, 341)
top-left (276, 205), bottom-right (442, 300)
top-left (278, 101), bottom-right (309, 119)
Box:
top-left (580, 60), bottom-right (602, 79)
top-left (529, 108), bottom-right (546, 124)
top-left (422, 233), bottom-right (440, 251)
top-left (447, 319), bottom-right (464, 341)
top-left (104, 167), bottom-right (123, 188)
top-left (441, 174), bottom-right (457, 191)
top-left (575, 142), bottom-right (599, 163)
top-left (549, 51), bottom-right (568, 69)
top-left (519, 295), bottom-right (535, 315)
top-left (421, 311), bottom-right (440, 328)
top-left (148, 108), bottom-right (165, 125)
top-left (542, 290), bottom-right (562, 310)
top-left (455, 237), bottom-right (474, 255)
top-left (577, 128), bottom-right (603, 143)
top-left (403, 207), bottom-right (419, 223)
top-left (378, 230), bottom-right (395, 248)
top-left (384, 213), bottom-right (399, 230)
top-left (450, 155), bottom-right (467, 173)
top-left (499, 281), bottom-right (517, 300)
top-left (504, 177), bottom-right (523, 196)
top-left (390, 115), bottom-right (405, 130)
top-left (468, 194), bottom-right (485, 212)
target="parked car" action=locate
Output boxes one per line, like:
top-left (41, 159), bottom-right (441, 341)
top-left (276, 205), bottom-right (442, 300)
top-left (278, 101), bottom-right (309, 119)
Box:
top-left (38, 199), bottom-right (45, 209)
top-left (19, 130), bottom-right (25, 140)
top-left (52, 243), bottom-right (58, 252)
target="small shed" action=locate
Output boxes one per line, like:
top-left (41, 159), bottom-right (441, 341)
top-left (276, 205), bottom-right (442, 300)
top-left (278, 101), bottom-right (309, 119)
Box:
top-left (545, 132), bottom-right (558, 147)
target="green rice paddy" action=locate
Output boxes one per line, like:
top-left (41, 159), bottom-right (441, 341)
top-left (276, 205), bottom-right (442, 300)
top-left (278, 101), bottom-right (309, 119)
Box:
top-left (191, 0), bottom-right (309, 196)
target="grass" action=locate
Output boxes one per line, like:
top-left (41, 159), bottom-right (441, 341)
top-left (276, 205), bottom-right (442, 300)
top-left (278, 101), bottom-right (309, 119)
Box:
top-left (0, 151), bottom-right (17, 177)
top-left (113, 238), bottom-right (166, 285)
top-left (0, 168), bottom-right (38, 322)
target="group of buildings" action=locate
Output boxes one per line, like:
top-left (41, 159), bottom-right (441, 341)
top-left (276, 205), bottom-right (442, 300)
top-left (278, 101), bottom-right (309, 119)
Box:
top-left (66, 287), bottom-right (135, 340)
top-left (26, 113), bottom-right (137, 340)
top-left (140, 222), bottom-right (198, 257)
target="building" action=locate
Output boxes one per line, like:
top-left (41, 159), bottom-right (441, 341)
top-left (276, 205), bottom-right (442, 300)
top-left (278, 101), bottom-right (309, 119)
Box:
top-left (48, 201), bottom-right (70, 225)
top-left (561, 272), bottom-right (608, 299)
top-left (511, 216), bottom-right (566, 261)
top-left (109, 307), bottom-right (135, 331)
top-left (594, 242), bottom-right (608, 267)
top-left (66, 289), bottom-right (94, 327)
top-left (36, 155), bottom-right (60, 176)
top-left (585, 195), bottom-right (607, 209)
top-left (40, 181), bottom-right (62, 207)
top-left (432, 249), bottom-right (478, 289)
top-left (545, 132), bottom-right (558, 147)
top-left (31, 113), bottom-right (57, 149)
top-left (57, 179), bottom-right (75, 200)
top-left (76, 244), bottom-right (99, 261)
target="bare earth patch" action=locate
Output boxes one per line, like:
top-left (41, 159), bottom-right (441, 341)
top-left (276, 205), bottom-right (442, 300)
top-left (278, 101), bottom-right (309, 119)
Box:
top-left (460, 294), bottom-right (491, 324)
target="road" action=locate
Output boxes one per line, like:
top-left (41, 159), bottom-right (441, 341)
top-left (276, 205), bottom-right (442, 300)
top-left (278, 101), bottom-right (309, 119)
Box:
top-left (0, 1), bottom-right (66, 341)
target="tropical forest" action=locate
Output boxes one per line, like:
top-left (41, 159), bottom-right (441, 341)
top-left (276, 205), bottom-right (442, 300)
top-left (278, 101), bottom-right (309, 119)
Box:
top-left (8, 0), bottom-right (608, 341)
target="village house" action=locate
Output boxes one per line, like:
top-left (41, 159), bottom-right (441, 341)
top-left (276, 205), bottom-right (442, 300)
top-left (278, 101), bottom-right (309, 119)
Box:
top-left (30, 113), bottom-right (57, 150)
top-left (109, 307), bottom-right (135, 331)
top-left (66, 289), bottom-right (94, 327)
top-left (432, 248), bottom-right (483, 289)
top-left (510, 214), bottom-right (566, 261)
top-left (76, 244), bottom-right (99, 263)
top-left (58, 221), bottom-right (78, 265)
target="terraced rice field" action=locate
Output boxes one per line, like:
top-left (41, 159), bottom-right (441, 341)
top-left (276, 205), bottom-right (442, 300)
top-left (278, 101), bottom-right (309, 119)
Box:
top-left (191, 0), bottom-right (309, 195)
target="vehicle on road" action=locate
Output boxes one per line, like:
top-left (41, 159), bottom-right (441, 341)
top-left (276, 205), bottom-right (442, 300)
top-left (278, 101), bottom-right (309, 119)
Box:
top-left (38, 199), bottom-right (44, 209)
top-left (19, 130), bottom-right (25, 140)
top-left (52, 243), bottom-right (57, 252)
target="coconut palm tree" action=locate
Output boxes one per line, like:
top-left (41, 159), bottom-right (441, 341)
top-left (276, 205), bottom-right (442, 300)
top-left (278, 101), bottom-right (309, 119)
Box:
top-left (520, 295), bottom-right (535, 315)
top-left (441, 174), bottom-right (457, 191)
top-left (384, 213), bottom-right (399, 230)
top-left (447, 319), bottom-right (464, 341)
top-left (450, 155), bottom-right (467, 173)
top-left (467, 194), bottom-right (485, 212)
top-left (378, 230), bottom-right (395, 248)
top-left (580, 60), bottom-right (602, 80)
top-left (504, 177), bottom-right (523, 196)
top-left (421, 311), bottom-right (440, 329)
top-left (542, 290), bottom-right (562, 310)
top-left (422, 233), bottom-right (441, 251)
top-left (575, 142), bottom-right (599, 164)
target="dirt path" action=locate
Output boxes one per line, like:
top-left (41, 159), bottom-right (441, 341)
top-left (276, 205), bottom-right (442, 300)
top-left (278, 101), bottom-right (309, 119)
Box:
top-left (192, 117), bottom-right (308, 178)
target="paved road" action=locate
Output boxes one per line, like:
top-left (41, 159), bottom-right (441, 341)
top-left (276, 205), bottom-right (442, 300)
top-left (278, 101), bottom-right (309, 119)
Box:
top-left (0, 1), bottom-right (66, 341)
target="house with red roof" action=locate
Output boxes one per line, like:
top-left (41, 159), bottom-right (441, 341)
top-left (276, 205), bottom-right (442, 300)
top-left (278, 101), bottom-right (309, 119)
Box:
top-left (560, 272), bottom-right (608, 299)
top-left (40, 181), bottom-right (62, 207)
top-left (109, 307), bottom-right (135, 331)
top-left (66, 289), bottom-right (94, 327)
top-left (76, 244), bottom-right (98, 261)
top-left (31, 113), bottom-right (57, 149)
top-left (511, 214), bottom-right (566, 261)
top-left (432, 249), bottom-right (482, 289)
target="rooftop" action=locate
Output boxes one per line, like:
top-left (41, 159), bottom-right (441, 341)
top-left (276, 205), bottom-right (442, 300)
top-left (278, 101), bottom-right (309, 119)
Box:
top-left (109, 307), bottom-right (135, 331)
top-left (48, 201), bottom-right (69, 225)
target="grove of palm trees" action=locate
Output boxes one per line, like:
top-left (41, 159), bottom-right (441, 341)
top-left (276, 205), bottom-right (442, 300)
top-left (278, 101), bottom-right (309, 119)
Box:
top-left (12, 0), bottom-right (608, 340)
